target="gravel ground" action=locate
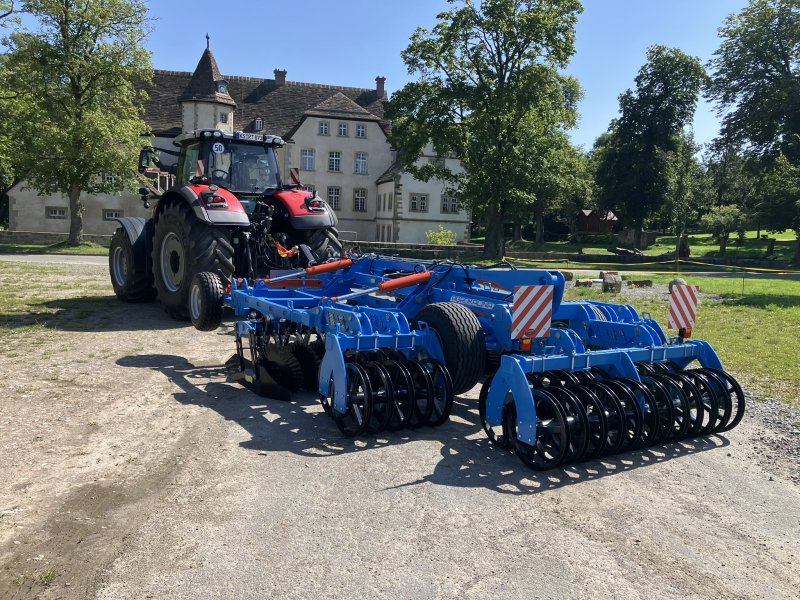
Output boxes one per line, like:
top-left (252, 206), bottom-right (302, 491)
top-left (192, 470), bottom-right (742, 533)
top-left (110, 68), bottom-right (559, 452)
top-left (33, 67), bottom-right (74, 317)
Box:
top-left (0, 258), bottom-right (798, 600)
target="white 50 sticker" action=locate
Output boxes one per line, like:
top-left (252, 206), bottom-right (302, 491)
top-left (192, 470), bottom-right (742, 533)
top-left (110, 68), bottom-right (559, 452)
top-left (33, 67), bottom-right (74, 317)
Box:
top-left (211, 142), bottom-right (225, 154)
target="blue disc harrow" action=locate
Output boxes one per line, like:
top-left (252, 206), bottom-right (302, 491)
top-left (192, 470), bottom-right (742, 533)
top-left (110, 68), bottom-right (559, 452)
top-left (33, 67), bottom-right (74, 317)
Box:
top-left (190, 254), bottom-right (745, 469)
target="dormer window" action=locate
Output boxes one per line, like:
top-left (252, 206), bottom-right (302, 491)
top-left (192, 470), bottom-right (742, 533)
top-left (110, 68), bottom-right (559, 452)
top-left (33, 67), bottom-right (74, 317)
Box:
top-left (216, 79), bottom-right (228, 94)
top-left (255, 117), bottom-right (263, 131)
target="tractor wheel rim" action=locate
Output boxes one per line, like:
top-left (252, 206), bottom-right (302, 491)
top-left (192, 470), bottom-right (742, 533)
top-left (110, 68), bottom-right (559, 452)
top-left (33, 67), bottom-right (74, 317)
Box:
top-left (159, 232), bottom-right (184, 293)
top-left (112, 246), bottom-right (127, 287)
top-left (190, 282), bottom-right (202, 321)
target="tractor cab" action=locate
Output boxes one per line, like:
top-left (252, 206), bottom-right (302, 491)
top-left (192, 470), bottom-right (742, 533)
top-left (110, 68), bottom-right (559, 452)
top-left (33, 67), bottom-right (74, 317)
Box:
top-left (174, 129), bottom-right (285, 204)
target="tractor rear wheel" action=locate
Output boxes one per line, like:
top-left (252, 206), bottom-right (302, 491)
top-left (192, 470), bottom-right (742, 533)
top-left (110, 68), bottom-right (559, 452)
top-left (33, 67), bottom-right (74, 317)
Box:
top-left (152, 202), bottom-right (234, 320)
top-left (412, 302), bottom-right (486, 395)
top-left (109, 227), bottom-right (155, 302)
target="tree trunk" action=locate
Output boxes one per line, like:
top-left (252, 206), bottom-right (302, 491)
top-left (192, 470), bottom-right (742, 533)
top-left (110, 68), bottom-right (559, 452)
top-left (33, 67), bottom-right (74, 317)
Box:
top-left (483, 207), bottom-right (505, 259)
top-left (634, 225), bottom-right (643, 250)
top-left (674, 227), bottom-right (683, 258)
top-left (569, 219), bottom-right (584, 255)
top-left (512, 221), bottom-right (521, 242)
top-left (794, 231), bottom-right (800, 265)
top-left (756, 223), bottom-right (761, 239)
top-left (719, 233), bottom-right (728, 255)
top-left (534, 210), bottom-right (544, 245)
top-left (68, 183), bottom-right (83, 246)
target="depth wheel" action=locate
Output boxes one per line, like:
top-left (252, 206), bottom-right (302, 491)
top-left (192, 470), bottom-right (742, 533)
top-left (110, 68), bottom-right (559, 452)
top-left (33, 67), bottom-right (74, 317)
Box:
top-left (189, 271), bottom-right (225, 331)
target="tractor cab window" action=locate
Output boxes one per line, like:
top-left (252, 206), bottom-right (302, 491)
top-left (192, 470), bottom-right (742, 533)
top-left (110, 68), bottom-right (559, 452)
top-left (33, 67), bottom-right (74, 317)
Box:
top-left (178, 142), bottom-right (201, 184)
top-left (206, 141), bottom-right (278, 193)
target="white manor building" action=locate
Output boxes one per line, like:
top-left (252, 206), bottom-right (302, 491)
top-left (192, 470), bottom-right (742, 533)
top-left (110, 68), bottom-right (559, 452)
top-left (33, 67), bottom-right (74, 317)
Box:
top-left (7, 45), bottom-right (471, 244)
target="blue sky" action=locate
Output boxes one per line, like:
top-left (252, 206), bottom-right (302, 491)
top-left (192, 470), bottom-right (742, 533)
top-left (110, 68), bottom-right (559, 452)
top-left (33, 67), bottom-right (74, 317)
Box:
top-left (145, 0), bottom-right (748, 150)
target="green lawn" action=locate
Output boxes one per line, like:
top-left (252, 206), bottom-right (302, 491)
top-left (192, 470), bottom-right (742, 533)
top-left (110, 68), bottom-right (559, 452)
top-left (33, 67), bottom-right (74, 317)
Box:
top-left (645, 229), bottom-right (797, 261)
top-left (0, 241), bottom-right (108, 255)
top-left (565, 275), bottom-right (800, 408)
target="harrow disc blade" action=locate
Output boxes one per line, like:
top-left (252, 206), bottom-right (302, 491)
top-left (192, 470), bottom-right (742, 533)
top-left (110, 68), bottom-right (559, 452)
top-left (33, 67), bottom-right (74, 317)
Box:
top-left (564, 384), bottom-right (608, 460)
top-left (420, 360), bottom-right (454, 427)
top-left (260, 345), bottom-right (304, 394)
top-left (403, 360), bottom-right (434, 429)
top-left (383, 360), bottom-right (414, 431)
top-left (602, 379), bottom-right (644, 449)
top-left (289, 343), bottom-right (322, 392)
top-left (583, 382), bottom-right (626, 456)
top-left (509, 389), bottom-right (570, 470)
top-left (331, 363), bottom-right (374, 437)
top-left (694, 368), bottom-right (744, 432)
top-left (479, 376), bottom-right (511, 448)
top-left (546, 386), bottom-right (590, 463)
top-left (364, 361), bottom-right (394, 434)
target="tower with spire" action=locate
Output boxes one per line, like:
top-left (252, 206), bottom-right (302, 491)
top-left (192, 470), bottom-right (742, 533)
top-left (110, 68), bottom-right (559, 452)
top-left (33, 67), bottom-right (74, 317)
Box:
top-left (177, 36), bottom-right (236, 133)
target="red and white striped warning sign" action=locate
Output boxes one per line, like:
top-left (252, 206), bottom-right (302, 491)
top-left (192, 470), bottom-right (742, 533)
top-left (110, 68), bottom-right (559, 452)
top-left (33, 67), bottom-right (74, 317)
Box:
top-left (669, 284), bottom-right (700, 329)
top-left (289, 167), bottom-right (300, 184)
top-left (196, 159), bottom-right (205, 177)
top-left (512, 285), bottom-right (553, 339)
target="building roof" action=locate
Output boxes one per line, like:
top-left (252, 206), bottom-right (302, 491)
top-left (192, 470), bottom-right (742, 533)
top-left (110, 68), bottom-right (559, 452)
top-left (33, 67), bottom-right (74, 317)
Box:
top-left (376, 158), bottom-right (402, 184)
top-left (143, 67), bottom-right (388, 139)
top-left (177, 48), bottom-right (236, 107)
top-left (581, 209), bottom-right (618, 221)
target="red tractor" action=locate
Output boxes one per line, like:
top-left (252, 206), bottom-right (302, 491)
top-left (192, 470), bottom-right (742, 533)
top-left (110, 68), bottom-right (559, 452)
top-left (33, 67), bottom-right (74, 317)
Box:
top-left (108, 129), bottom-right (341, 319)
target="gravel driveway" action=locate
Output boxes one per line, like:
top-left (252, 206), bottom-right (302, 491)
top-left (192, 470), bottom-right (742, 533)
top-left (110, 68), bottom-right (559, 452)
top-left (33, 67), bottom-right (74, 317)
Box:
top-left (0, 257), bottom-right (797, 600)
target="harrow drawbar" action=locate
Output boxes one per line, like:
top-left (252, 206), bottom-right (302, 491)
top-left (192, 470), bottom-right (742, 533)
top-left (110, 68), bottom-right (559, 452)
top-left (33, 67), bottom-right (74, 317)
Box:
top-left (190, 254), bottom-right (746, 470)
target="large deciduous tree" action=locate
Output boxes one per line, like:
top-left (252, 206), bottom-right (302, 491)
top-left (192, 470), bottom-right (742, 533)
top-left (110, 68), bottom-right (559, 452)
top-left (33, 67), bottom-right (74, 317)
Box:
top-left (594, 46), bottom-right (707, 248)
top-left (0, 0), bottom-right (151, 244)
top-left (386, 0), bottom-right (582, 258)
top-left (708, 0), bottom-right (800, 260)
top-left (708, 0), bottom-right (800, 161)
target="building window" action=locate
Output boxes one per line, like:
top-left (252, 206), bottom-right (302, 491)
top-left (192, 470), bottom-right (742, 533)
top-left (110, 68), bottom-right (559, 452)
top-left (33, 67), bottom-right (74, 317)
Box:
top-left (429, 157), bottom-right (445, 169)
top-left (441, 196), bottom-right (459, 214)
top-left (410, 193), bottom-right (428, 212)
top-left (356, 124), bottom-right (366, 138)
top-left (353, 188), bottom-right (367, 212)
top-left (103, 209), bottom-right (124, 220)
top-left (302, 185), bottom-right (316, 194)
top-left (255, 117), bottom-right (263, 131)
top-left (328, 151), bottom-right (341, 172)
top-left (220, 112), bottom-right (229, 124)
top-left (354, 152), bottom-right (368, 175)
top-left (319, 121), bottom-right (329, 135)
top-left (327, 186), bottom-right (341, 210)
top-left (338, 122), bottom-right (348, 137)
top-left (301, 149), bottom-right (315, 171)
top-left (46, 206), bottom-right (66, 219)
top-left (388, 193), bottom-right (393, 210)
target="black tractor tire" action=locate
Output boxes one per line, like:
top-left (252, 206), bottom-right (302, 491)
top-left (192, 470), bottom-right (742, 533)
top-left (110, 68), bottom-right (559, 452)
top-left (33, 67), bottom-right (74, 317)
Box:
top-left (152, 202), bottom-right (234, 320)
top-left (109, 227), bottom-right (155, 302)
top-left (189, 271), bottom-right (225, 331)
top-left (300, 227), bottom-right (340, 261)
top-left (412, 302), bottom-right (486, 395)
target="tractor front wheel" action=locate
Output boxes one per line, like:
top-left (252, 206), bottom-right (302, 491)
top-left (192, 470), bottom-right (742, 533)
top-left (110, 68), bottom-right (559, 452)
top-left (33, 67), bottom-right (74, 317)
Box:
top-left (152, 202), bottom-right (234, 320)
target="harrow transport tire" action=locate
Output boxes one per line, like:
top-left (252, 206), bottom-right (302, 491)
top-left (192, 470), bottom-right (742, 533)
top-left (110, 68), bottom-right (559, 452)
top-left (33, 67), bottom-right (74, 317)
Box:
top-left (109, 227), bottom-right (155, 302)
top-left (413, 302), bottom-right (486, 395)
top-left (189, 271), bottom-right (225, 331)
top-left (152, 202), bottom-right (234, 320)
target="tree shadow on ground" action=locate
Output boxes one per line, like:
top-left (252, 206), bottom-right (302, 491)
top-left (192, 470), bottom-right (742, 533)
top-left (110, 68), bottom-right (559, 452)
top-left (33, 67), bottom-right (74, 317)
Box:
top-left (117, 353), bottom-right (731, 496)
top-left (0, 296), bottom-right (188, 332)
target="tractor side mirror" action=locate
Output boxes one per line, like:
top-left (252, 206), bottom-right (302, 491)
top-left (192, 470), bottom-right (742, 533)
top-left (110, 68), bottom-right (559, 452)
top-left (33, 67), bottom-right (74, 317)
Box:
top-left (138, 147), bottom-right (155, 173)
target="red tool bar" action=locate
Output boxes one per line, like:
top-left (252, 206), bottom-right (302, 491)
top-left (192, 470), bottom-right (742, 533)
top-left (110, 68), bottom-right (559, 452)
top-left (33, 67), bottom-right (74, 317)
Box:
top-left (304, 258), bottom-right (353, 276)
top-left (331, 270), bottom-right (432, 302)
top-left (265, 258), bottom-right (354, 284)
top-left (377, 271), bottom-right (432, 293)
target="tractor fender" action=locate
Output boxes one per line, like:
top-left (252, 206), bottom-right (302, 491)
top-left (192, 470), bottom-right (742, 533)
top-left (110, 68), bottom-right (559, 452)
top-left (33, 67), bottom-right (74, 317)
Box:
top-left (111, 216), bottom-right (153, 274)
top-left (154, 187), bottom-right (250, 227)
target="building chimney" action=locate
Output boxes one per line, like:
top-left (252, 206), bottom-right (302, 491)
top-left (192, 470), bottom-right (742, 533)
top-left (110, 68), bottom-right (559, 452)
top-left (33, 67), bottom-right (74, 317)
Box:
top-left (274, 69), bottom-right (287, 87)
top-left (375, 76), bottom-right (386, 97)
